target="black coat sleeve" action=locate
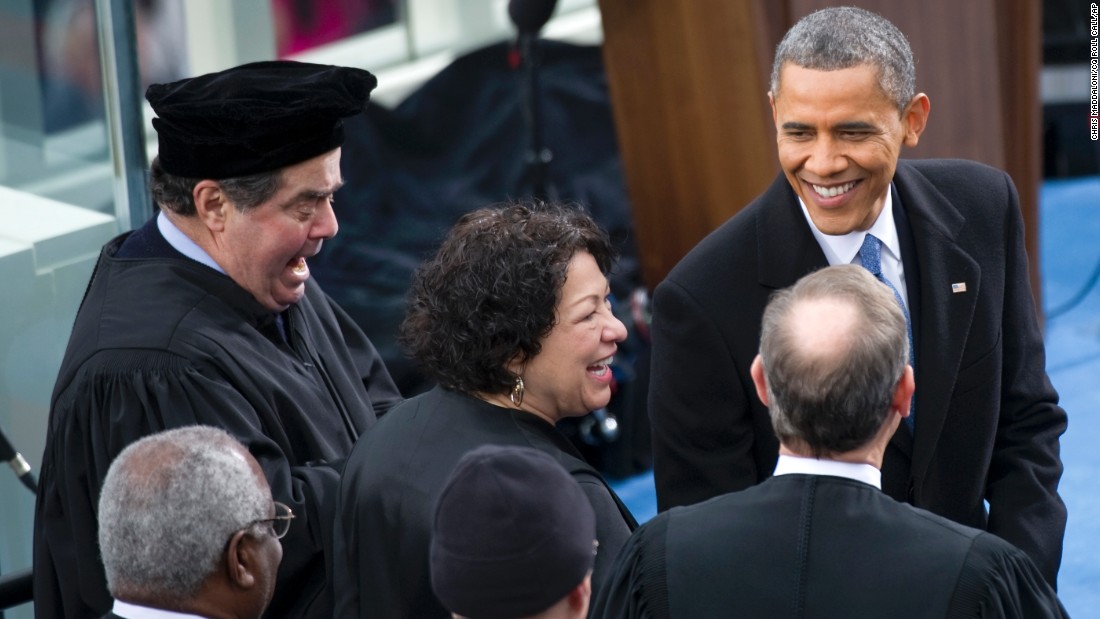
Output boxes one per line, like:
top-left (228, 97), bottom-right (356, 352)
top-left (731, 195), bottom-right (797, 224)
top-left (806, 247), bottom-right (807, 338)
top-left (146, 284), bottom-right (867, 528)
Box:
top-left (648, 276), bottom-right (761, 510)
top-left (35, 351), bottom-right (348, 619)
top-left (946, 533), bottom-right (1068, 619)
top-left (327, 292), bottom-right (402, 418)
top-left (589, 517), bottom-right (671, 619)
top-left (982, 172), bottom-right (1067, 585)
top-left (576, 477), bottom-right (635, 595)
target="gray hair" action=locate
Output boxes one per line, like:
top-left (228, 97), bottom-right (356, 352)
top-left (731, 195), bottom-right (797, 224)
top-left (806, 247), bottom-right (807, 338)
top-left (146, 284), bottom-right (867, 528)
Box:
top-left (98, 426), bottom-right (270, 602)
top-left (149, 156), bottom-right (281, 216)
top-left (770, 6), bottom-right (916, 113)
top-left (759, 265), bottom-right (908, 457)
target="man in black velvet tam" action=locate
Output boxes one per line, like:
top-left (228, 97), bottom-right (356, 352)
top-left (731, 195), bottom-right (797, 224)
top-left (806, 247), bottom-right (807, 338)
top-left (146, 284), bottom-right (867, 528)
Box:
top-left (33, 60), bottom-right (401, 619)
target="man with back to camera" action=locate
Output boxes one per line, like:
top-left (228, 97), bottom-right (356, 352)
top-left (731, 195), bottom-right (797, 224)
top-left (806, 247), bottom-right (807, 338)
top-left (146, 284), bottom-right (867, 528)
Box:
top-left (594, 265), bottom-right (1067, 618)
top-left (98, 426), bottom-right (289, 619)
top-left (647, 6), bottom-right (1067, 585)
top-left (430, 444), bottom-right (598, 619)
top-left (33, 60), bottom-right (401, 618)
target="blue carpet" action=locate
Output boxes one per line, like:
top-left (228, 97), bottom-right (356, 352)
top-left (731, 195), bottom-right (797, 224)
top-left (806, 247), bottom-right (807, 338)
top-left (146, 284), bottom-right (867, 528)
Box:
top-left (610, 175), bottom-right (1100, 615)
top-left (1041, 175), bottom-right (1100, 616)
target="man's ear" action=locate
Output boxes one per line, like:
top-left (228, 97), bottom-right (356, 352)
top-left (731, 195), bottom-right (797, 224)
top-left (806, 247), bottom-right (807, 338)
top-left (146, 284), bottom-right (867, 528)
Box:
top-left (225, 529), bottom-right (257, 590)
top-left (901, 93), bottom-right (930, 148)
top-left (892, 365), bottom-right (916, 418)
top-left (768, 91), bottom-right (777, 126)
top-left (567, 573), bottom-right (593, 615)
top-left (750, 355), bottom-right (769, 407)
top-left (193, 180), bottom-right (229, 232)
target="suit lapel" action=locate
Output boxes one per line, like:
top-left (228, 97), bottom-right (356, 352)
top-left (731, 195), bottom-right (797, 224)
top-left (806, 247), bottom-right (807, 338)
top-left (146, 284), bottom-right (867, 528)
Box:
top-left (888, 188), bottom-right (919, 460)
top-left (755, 174), bottom-right (828, 290)
top-left (892, 161), bottom-right (981, 485)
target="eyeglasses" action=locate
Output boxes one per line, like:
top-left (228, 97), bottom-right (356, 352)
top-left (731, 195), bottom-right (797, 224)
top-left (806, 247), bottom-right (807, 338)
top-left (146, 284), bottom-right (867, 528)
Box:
top-left (246, 501), bottom-right (295, 539)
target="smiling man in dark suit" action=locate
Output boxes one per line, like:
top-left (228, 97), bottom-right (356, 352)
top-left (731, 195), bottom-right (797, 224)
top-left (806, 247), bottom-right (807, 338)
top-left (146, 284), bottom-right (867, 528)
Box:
top-left (648, 6), bottom-right (1067, 586)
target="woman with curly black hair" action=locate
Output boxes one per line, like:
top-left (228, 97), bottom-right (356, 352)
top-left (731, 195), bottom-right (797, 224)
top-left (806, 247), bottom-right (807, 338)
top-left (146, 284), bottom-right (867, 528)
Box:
top-left (334, 202), bottom-right (638, 619)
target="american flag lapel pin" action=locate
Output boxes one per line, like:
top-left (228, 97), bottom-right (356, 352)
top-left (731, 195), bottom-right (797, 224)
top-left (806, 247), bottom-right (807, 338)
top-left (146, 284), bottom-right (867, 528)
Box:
top-left (951, 282), bottom-right (967, 293)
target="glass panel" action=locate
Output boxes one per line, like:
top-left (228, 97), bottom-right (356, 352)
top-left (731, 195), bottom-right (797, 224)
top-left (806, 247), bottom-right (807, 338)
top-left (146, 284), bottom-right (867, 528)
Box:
top-left (1, 0), bottom-right (189, 216)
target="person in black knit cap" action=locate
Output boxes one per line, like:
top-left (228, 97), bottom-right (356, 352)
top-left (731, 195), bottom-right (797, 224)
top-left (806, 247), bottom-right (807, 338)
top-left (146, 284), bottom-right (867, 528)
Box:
top-left (431, 444), bottom-right (598, 619)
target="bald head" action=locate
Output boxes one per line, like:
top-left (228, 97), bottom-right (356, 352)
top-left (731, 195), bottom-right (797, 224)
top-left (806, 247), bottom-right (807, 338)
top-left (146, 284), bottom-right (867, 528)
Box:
top-left (785, 296), bottom-right (861, 369)
top-left (755, 265), bottom-right (909, 457)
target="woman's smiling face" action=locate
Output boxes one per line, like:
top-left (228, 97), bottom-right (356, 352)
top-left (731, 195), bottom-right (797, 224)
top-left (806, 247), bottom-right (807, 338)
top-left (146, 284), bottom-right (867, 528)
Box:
top-left (515, 251), bottom-right (627, 422)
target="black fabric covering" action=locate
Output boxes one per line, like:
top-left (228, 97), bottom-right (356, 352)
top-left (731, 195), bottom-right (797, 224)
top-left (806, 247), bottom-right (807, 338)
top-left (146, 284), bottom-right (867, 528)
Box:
top-left (590, 475), bottom-right (1068, 619)
top-left (430, 444), bottom-right (597, 619)
top-left (146, 60), bottom-right (377, 178)
top-left (313, 40), bottom-right (650, 476)
top-left (33, 219), bottom-right (401, 619)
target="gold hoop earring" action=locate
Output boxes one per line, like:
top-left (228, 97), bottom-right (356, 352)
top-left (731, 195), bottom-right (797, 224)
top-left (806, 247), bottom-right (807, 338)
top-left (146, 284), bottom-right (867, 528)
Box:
top-left (510, 376), bottom-right (525, 407)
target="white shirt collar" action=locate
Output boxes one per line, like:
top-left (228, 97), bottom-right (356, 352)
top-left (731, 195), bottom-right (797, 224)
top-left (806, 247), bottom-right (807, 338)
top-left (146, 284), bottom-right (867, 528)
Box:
top-left (773, 453), bottom-right (881, 489)
top-left (157, 211), bottom-right (225, 274)
top-left (111, 600), bottom-right (208, 619)
top-left (798, 185), bottom-right (901, 267)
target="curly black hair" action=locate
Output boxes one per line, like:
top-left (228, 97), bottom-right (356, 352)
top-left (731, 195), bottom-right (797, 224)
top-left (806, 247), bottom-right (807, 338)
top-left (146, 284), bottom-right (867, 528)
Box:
top-left (399, 201), bottom-right (617, 396)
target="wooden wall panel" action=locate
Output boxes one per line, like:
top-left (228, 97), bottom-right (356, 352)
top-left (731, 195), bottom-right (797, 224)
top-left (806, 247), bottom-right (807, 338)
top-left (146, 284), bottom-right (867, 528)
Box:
top-left (598, 0), bottom-right (777, 289)
top-left (997, 0), bottom-right (1044, 315)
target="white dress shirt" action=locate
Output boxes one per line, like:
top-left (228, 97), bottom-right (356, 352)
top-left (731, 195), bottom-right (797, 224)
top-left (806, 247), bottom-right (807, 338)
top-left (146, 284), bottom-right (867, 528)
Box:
top-left (157, 211), bottom-right (225, 274)
top-left (798, 186), bottom-right (909, 310)
top-left (773, 453), bottom-right (882, 489)
top-left (110, 600), bottom-right (207, 619)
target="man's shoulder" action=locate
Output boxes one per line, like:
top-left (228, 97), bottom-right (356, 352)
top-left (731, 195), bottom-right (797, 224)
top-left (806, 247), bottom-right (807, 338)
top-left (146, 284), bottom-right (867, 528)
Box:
top-left (661, 477), bottom-right (785, 527)
top-left (662, 194), bottom-right (775, 293)
top-left (59, 259), bottom-right (204, 363)
top-left (56, 255), bottom-right (279, 397)
top-left (882, 494), bottom-right (994, 548)
top-left (897, 158), bottom-right (1012, 199)
top-left (681, 176), bottom-right (789, 253)
top-left (667, 475), bottom-right (985, 543)
top-left (902, 157), bottom-right (1003, 176)
top-left (896, 159), bottom-right (1021, 236)
top-left (86, 250), bottom-right (234, 327)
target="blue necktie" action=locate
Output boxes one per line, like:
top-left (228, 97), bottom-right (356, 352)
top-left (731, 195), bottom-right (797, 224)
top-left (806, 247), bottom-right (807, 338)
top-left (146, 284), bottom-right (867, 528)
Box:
top-left (859, 233), bottom-right (915, 431)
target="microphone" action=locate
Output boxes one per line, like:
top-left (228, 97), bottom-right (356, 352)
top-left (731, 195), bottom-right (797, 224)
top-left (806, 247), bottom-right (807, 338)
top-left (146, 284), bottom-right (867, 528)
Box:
top-left (507, 0), bottom-right (558, 35)
top-left (0, 424), bottom-right (37, 494)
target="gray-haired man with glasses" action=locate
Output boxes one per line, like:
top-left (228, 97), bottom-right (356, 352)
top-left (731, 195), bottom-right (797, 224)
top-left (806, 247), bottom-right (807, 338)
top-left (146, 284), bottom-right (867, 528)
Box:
top-left (97, 426), bottom-right (292, 619)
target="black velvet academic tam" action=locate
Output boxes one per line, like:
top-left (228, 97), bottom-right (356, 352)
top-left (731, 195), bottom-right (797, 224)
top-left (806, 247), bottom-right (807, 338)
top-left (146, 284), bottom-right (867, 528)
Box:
top-left (146, 60), bottom-right (377, 179)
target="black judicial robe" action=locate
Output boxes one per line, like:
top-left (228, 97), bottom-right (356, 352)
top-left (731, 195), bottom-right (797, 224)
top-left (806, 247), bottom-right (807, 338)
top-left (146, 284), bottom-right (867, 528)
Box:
top-left (590, 474), bottom-right (1068, 619)
top-left (334, 386), bottom-right (638, 619)
top-left (33, 224), bottom-right (401, 619)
